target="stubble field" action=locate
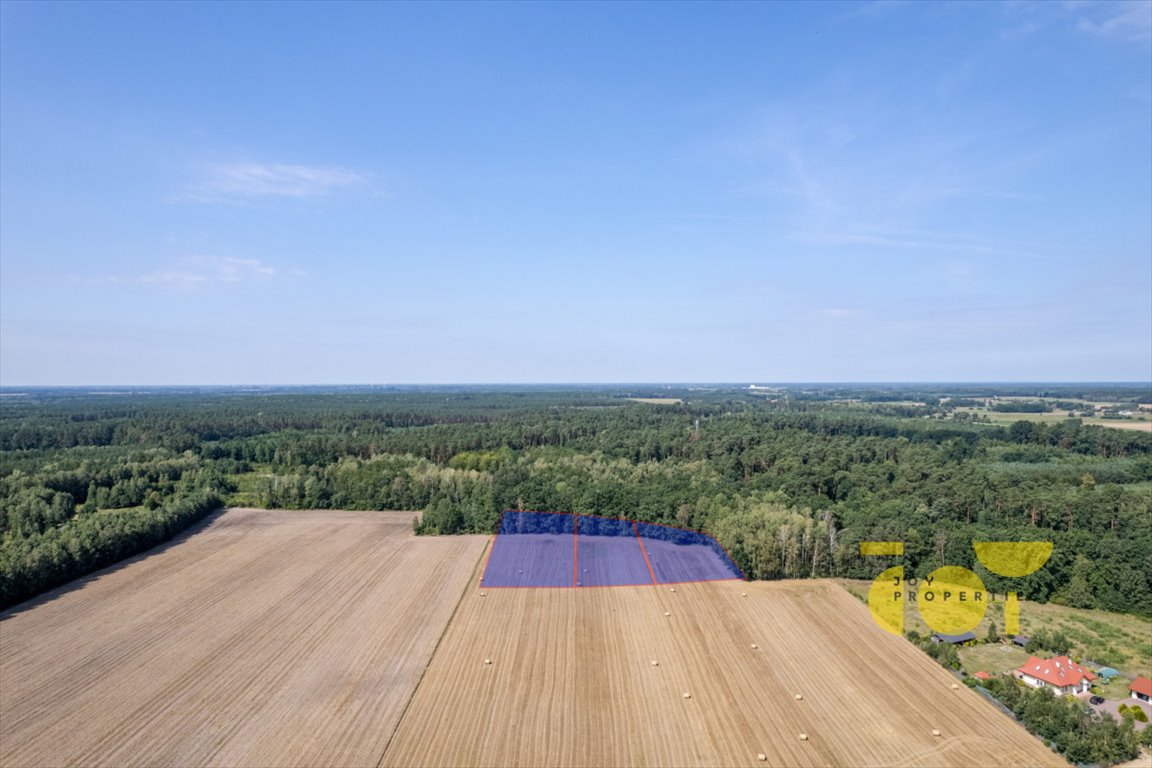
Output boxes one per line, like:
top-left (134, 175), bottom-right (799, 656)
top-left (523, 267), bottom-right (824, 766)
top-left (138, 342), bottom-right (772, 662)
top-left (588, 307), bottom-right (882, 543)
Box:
top-left (0, 508), bottom-right (486, 768)
top-left (382, 577), bottom-right (1065, 767)
top-left (1, 509), bottom-right (1066, 768)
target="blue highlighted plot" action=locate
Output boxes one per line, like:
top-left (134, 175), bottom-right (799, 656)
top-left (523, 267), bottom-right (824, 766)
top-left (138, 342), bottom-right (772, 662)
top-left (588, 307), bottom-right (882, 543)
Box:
top-left (482, 511), bottom-right (574, 588)
top-left (577, 517), bottom-right (652, 587)
top-left (481, 511), bottom-right (744, 588)
top-left (635, 522), bottom-right (744, 583)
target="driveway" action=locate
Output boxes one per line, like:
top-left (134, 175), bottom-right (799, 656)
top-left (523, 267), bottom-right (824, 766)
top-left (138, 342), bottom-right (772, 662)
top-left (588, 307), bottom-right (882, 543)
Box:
top-left (1085, 695), bottom-right (1151, 731)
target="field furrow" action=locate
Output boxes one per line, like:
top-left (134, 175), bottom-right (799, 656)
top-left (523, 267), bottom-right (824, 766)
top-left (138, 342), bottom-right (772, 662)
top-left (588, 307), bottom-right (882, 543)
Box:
top-left (382, 578), bottom-right (1067, 768)
top-left (0, 508), bottom-right (487, 768)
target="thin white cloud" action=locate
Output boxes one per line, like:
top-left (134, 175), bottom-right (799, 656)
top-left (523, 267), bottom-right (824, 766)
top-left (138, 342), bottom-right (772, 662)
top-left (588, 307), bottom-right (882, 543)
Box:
top-left (1002, 0), bottom-right (1151, 44)
top-left (726, 99), bottom-right (1045, 257)
top-left (818, 307), bottom-right (872, 320)
top-left (185, 162), bottom-right (374, 202)
top-left (1077, 0), bottom-right (1152, 43)
top-left (789, 227), bottom-right (1041, 259)
top-left (84, 256), bottom-right (300, 288)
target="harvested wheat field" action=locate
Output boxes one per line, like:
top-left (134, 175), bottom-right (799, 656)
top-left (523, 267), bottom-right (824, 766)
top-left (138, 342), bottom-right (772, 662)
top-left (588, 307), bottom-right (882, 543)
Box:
top-left (0, 508), bottom-right (487, 768)
top-left (1, 512), bottom-right (1066, 768)
top-left (383, 578), bottom-right (1066, 768)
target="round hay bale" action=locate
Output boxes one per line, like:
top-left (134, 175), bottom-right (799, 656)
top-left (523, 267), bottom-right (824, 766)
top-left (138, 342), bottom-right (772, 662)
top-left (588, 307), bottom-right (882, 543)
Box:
top-left (751, 643), bottom-right (758, 649)
top-left (670, 588), bottom-right (677, 593)
top-left (682, 692), bottom-right (691, 699)
top-left (650, 660), bottom-right (659, 666)
top-left (932, 729), bottom-right (941, 737)
top-left (757, 753), bottom-right (767, 761)
top-left (484, 658), bottom-right (492, 665)
top-left (664, 611), bottom-right (671, 617)
top-left (742, 592), bottom-right (748, 597)
top-left (799, 733), bottom-right (808, 741)
top-left (794, 694), bottom-right (803, 700)
top-left (950, 683), bottom-right (959, 690)
top-left (480, 591), bottom-right (487, 597)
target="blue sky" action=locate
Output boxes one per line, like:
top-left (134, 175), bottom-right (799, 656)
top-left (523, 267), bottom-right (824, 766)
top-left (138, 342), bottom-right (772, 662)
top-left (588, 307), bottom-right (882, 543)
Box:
top-left (1, 0), bottom-right (1149, 385)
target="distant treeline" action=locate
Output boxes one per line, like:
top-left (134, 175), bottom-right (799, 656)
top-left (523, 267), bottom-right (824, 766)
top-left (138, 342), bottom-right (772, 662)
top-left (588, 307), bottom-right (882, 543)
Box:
top-left (1, 386), bottom-right (1150, 615)
top-left (989, 401), bottom-right (1051, 413)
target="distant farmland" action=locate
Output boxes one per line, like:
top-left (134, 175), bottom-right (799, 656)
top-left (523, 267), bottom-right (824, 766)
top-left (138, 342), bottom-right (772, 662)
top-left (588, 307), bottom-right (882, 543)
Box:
top-left (1, 509), bottom-right (1065, 768)
top-left (954, 406), bottom-right (1152, 432)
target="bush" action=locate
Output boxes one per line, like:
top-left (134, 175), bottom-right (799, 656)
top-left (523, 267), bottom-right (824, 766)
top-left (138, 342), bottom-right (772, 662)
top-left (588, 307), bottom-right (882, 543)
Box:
top-left (985, 621), bottom-right (999, 644)
top-left (918, 638), bottom-right (961, 670)
top-left (1025, 629), bottom-right (1071, 656)
top-left (1134, 707), bottom-right (1148, 723)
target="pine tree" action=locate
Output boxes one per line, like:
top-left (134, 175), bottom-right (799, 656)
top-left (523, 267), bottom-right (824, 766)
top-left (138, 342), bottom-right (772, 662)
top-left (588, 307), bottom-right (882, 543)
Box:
top-left (1065, 555), bottom-right (1094, 609)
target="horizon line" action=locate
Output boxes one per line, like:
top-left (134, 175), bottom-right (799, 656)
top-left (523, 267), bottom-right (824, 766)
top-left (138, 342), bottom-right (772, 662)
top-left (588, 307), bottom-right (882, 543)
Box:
top-left (2, 381), bottom-right (1150, 389)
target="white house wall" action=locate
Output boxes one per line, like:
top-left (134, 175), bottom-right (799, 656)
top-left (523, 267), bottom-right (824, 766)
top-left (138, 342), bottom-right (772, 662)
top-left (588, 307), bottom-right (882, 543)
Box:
top-left (1020, 674), bottom-right (1085, 696)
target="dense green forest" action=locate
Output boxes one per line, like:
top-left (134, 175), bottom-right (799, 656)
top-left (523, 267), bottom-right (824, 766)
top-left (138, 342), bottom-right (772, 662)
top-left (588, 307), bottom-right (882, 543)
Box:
top-left (1, 384), bottom-right (1149, 613)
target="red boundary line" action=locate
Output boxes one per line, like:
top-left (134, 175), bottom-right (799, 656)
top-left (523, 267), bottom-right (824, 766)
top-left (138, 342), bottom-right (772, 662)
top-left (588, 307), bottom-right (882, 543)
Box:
top-left (477, 578), bottom-right (743, 589)
top-left (477, 580), bottom-right (743, 589)
top-left (573, 512), bottom-right (579, 587)
top-left (631, 517), bottom-right (746, 581)
top-left (507, 508), bottom-right (743, 544)
top-left (633, 521), bottom-right (658, 586)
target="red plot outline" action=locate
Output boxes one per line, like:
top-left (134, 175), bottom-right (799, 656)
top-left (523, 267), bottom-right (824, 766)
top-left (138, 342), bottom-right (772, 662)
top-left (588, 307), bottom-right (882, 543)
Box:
top-left (573, 512), bottom-right (579, 587)
top-left (633, 521), bottom-right (658, 586)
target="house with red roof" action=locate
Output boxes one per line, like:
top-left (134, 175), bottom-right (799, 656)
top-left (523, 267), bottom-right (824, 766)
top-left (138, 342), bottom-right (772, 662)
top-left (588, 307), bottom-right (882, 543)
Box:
top-left (1131, 676), bottom-right (1152, 703)
top-left (1015, 655), bottom-right (1097, 695)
